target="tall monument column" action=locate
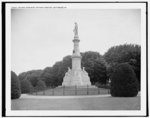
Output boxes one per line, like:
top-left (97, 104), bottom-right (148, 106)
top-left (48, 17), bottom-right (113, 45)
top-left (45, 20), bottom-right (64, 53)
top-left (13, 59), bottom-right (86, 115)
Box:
top-left (72, 22), bottom-right (81, 71)
top-left (62, 22), bottom-right (91, 86)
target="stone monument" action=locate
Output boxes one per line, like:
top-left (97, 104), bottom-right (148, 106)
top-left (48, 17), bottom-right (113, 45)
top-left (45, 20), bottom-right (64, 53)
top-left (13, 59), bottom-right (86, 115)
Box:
top-left (62, 22), bottom-right (91, 86)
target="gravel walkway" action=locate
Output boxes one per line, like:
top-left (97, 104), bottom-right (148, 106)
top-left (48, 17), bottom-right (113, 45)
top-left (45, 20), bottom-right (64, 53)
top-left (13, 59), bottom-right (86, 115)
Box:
top-left (11, 93), bottom-right (140, 110)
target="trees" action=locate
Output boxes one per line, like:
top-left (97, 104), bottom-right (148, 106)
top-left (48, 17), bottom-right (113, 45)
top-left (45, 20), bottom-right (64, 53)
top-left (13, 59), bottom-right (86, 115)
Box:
top-left (40, 67), bottom-right (53, 87)
top-left (20, 79), bottom-right (33, 93)
top-left (36, 80), bottom-right (46, 91)
top-left (18, 70), bottom-right (42, 87)
top-left (39, 52), bottom-right (108, 87)
top-left (11, 71), bottom-right (21, 99)
top-left (110, 63), bottom-right (139, 97)
top-left (49, 55), bottom-right (72, 87)
top-left (52, 61), bottom-right (64, 86)
top-left (81, 51), bottom-right (107, 84)
top-left (104, 44), bottom-right (141, 89)
top-left (93, 59), bottom-right (107, 84)
top-left (17, 45), bottom-right (140, 88)
top-left (17, 44), bottom-right (140, 89)
top-left (104, 44), bottom-right (140, 64)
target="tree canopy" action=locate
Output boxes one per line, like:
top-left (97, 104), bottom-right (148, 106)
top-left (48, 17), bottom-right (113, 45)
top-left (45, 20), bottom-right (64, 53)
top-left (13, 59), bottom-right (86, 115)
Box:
top-left (18, 70), bottom-right (42, 87)
top-left (104, 44), bottom-right (140, 65)
top-left (36, 80), bottom-right (46, 91)
top-left (20, 79), bottom-right (33, 93)
top-left (104, 44), bottom-right (141, 89)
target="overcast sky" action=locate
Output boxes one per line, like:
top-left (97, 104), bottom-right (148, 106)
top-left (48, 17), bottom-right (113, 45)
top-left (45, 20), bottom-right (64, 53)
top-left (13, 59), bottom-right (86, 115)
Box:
top-left (11, 9), bottom-right (141, 74)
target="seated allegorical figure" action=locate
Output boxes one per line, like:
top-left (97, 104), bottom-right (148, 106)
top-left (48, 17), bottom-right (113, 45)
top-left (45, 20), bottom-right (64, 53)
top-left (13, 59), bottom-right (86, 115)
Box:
top-left (68, 67), bottom-right (71, 72)
top-left (82, 67), bottom-right (88, 75)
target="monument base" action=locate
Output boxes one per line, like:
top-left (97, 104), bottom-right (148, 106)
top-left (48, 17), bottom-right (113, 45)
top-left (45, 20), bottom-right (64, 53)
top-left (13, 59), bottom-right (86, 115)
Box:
top-left (62, 68), bottom-right (91, 86)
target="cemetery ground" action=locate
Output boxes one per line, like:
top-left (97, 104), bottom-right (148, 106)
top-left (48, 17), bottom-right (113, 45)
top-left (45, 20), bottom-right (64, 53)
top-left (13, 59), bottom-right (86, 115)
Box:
top-left (11, 87), bottom-right (140, 110)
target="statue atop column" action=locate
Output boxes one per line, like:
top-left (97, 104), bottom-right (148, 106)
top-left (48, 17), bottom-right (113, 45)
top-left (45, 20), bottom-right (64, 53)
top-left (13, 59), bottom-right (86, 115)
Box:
top-left (73, 22), bottom-right (78, 36)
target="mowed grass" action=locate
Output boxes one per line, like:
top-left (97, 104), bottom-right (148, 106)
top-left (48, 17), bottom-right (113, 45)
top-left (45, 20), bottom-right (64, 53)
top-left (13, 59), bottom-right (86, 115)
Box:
top-left (11, 94), bottom-right (140, 110)
top-left (31, 87), bottom-right (110, 96)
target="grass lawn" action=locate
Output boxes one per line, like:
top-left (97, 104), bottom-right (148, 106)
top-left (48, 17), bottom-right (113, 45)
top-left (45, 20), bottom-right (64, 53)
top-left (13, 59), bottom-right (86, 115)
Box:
top-left (11, 94), bottom-right (140, 110)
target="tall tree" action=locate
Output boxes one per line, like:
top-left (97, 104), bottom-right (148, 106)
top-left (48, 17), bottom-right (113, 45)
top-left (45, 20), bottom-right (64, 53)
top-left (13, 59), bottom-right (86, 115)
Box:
top-left (11, 71), bottom-right (21, 99)
top-left (52, 61), bottom-right (64, 86)
top-left (94, 59), bottom-right (107, 84)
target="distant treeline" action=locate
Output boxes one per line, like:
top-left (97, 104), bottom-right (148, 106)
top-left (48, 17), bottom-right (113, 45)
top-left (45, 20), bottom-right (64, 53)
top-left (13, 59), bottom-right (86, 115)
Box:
top-left (11, 44), bottom-right (141, 98)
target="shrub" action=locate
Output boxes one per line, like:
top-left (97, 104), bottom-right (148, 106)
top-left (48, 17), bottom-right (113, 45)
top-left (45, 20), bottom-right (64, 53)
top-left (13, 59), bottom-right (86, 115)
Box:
top-left (11, 71), bottom-right (21, 99)
top-left (36, 80), bottom-right (46, 91)
top-left (21, 79), bottom-right (33, 93)
top-left (110, 63), bottom-right (139, 97)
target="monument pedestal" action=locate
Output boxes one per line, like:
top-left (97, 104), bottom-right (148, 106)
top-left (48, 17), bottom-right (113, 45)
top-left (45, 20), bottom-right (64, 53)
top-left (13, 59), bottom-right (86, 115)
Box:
top-left (62, 68), bottom-right (91, 86)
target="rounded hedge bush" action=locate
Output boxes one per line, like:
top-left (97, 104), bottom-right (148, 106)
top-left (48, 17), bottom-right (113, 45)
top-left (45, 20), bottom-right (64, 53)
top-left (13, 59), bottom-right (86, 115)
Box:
top-left (21, 79), bottom-right (33, 93)
top-left (11, 71), bottom-right (21, 99)
top-left (110, 63), bottom-right (139, 97)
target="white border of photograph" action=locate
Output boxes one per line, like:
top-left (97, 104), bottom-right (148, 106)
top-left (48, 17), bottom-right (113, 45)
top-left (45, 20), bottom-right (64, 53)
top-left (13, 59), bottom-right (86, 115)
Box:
top-left (5, 2), bottom-right (147, 116)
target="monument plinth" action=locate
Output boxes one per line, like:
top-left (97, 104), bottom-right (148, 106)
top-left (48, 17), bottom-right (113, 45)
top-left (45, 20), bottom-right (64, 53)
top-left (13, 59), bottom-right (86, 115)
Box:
top-left (62, 22), bottom-right (91, 86)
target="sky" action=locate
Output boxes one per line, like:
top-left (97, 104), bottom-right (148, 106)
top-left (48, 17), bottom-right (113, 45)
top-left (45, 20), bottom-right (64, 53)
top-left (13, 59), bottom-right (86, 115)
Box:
top-left (11, 9), bottom-right (141, 74)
